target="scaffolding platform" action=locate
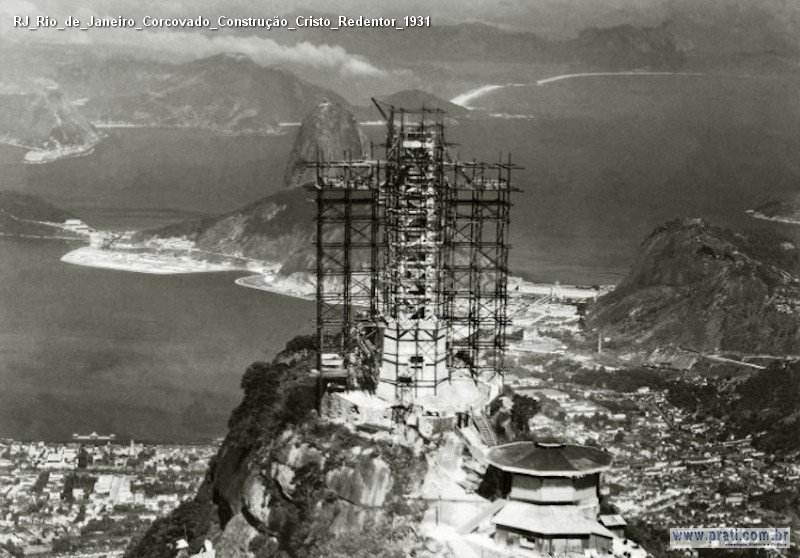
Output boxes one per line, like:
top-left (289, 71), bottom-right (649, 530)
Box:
top-left (310, 101), bottom-right (517, 417)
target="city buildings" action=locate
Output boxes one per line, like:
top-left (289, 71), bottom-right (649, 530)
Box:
top-left (0, 439), bottom-right (215, 557)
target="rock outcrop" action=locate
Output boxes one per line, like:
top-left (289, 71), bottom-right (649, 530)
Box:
top-left (325, 452), bottom-right (393, 508)
top-left (283, 100), bottom-right (369, 188)
top-left (215, 514), bottom-right (259, 558)
top-left (124, 337), bottom-right (430, 558)
top-left (588, 218), bottom-right (800, 354)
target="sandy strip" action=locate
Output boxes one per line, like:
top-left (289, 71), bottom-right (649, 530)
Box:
top-left (450, 72), bottom-right (709, 108)
top-left (535, 71), bottom-right (706, 86)
top-left (450, 85), bottom-right (506, 108)
top-left (746, 210), bottom-right (800, 227)
top-left (61, 246), bottom-right (238, 275)
top-left (234, 274), bottom-right (315, 301)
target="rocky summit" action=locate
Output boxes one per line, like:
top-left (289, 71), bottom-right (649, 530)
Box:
top-left (123, 337), bottom-right (446, 558)
top-left (588, 218), bottom-right (800, 354)
top-left (283, 100), bottom-right (369, 189)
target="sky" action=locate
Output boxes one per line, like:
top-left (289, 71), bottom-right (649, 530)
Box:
top-left (1, 0), bottom-right (797, 79)
top-left (1, 0), bottom-right (797, 36)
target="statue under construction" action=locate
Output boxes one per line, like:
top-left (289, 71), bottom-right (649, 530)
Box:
top-left (311, 102), bottom-right (516, 424)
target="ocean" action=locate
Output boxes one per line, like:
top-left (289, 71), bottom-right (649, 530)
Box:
top-left (0, 129), bottom-right (314, 442)
top-left (0, 73), bottom-right (798, 441)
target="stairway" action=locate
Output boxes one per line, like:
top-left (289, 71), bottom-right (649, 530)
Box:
top-left (472, 412), bottom-right (499, 448)
top-left (457, 498), bottom-right (507, 535)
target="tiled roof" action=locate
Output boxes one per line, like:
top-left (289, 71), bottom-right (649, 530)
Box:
top-left (487, 442), bottom-right (612, 476)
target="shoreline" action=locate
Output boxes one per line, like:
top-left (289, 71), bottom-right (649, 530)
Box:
top-left (92, 122), bottom-right (286, 137)
top-left (234, 274), bottom-right (315, 301)
top-left (746, 209), bottom-right (800, 227)
top-left (60, 245), bottom-right (317, 300)
top-left (1, 232), bottom-right (87, 241)
top-left (61, 246), bottom-right (245, 275)
top-left (0, 137), bottom-right (102, 165)
top-left (24, 141), bottom-right (101, 164)
top-left (450, 72), bottom-right (710, 108)
top-left (61, 245), bottom-right (610, 303)
top-left (534, 71), bottom-right (707, 86)
top-left (62, 245), bottom-right (319, 300)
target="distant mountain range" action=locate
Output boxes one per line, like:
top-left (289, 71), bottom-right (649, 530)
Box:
top-left (53, 53), bottom-right (352, 134)
top-left (3, 12), bottom-right (795, 157)
top-left (569, 24), bottom-right (685, 70)
top-left (589, 218), bottom-right (800, 354)
top-left (282, 22), bottom-right (686, 70)
top-left (0, 52), bottom-right (471, 162)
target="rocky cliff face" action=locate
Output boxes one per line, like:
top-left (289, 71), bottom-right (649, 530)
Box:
top-left (588, 218), bottom-right (800, 354)
top-left (124, 337), bottom-right (433, 558)
top-left (0, 86), bottom-right (101, 161)
top-left (283, 100), bottom-right (369, 189)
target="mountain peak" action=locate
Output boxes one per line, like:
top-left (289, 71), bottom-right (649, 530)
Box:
top-left (283, 101), bottom-right (369, 188)
top-left (589, 219), bottom-right (800, 354)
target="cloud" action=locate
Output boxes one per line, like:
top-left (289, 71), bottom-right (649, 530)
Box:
top-left (125, 31), bottom-right (389, 77)
top-left (1, 0), bottom-right (390, 77)
top-left (0, 0), bottom-right (39, 35)
top-left (3, 24), bottom-right (387, 78)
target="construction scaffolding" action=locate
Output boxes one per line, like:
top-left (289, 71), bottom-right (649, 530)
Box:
top-left (311, 102), bottom-right (517, 405)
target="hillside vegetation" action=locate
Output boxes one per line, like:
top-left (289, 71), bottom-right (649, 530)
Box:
top-left (139, 101), bottom-right (370, 270)
top-left (125, 336), bottom-right (428, 558)
top-left (0, 190), bottom-right (82, 238)
top-left (588, 218), bottom-right (800, 354)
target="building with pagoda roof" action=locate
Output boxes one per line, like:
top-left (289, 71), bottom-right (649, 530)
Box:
top-left (485, 441), bottom-right (619, 556)
top-left (487, 441), bottom-right (612, 477)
